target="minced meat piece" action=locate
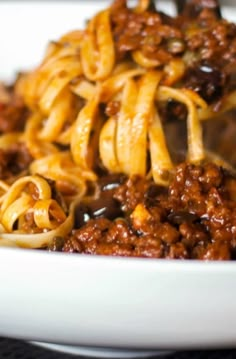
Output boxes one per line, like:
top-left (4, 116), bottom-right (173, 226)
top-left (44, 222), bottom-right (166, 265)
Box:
top-left (114, 175), bottom-right (151, 213)
top-left (0, 85), bottom-right (28, 133)
top-left (0, 143), bottom-right (32, 180)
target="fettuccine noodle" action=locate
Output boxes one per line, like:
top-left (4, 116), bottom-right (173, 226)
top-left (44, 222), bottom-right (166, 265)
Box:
top-left (0, 0), bottom-right (235, 249)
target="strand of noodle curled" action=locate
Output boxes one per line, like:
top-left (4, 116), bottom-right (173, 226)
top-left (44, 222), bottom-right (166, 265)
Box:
top-left (0, 175), bottom-right (81, 248)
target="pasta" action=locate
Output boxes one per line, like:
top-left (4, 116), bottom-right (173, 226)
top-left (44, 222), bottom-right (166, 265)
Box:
top-left (0, 0), bottom-right (236, 259)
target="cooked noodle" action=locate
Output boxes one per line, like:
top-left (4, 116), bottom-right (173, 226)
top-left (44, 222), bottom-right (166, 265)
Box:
top-left (0, 0), bottom-right (236, 251)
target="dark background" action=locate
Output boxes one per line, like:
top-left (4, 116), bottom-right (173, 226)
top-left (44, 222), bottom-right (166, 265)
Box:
top-left (0, 337), bottom-right (236, 359)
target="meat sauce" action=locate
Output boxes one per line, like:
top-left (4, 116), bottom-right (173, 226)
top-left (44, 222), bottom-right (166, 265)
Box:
top-left (48, 2), bottom-right (236, 259)
top-left (48, 163), bottom-right (236, 260)
top-left (0, 144), bottom-right (32, 180)
top-left (2, 1), bottom-right (236, 260)
top-left (111, 0), bottom-right (236, 106)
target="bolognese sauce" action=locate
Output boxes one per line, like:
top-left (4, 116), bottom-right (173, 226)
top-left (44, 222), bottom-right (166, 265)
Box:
top-left (52, 162), bottom-right (236, 260)
top-left (0, 0), bottom-right (236, 260)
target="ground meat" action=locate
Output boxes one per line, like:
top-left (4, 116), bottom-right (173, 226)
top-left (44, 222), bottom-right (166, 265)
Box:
top-left (110, 0), bottom-right (236, 104)
top-left (0, 143), bottom-right (32, 180)
top-left (0, 85), bottom-right (28, 133)
top-left (114, 176), bottom-right (151, 213)
top-left (53, 162), bottom-right (236, 260)
top-left (111, 0), bottom-right (182, 63)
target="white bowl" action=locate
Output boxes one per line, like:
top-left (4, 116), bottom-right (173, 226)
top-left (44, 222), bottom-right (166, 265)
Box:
top-left (1, 247), bottom-right (236, 357)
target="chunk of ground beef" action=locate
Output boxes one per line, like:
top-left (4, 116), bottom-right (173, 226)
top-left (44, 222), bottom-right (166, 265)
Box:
top-left (0, 143), bottom-right (32, 180)
top-left (0, 86), bottom-right (28, 133)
